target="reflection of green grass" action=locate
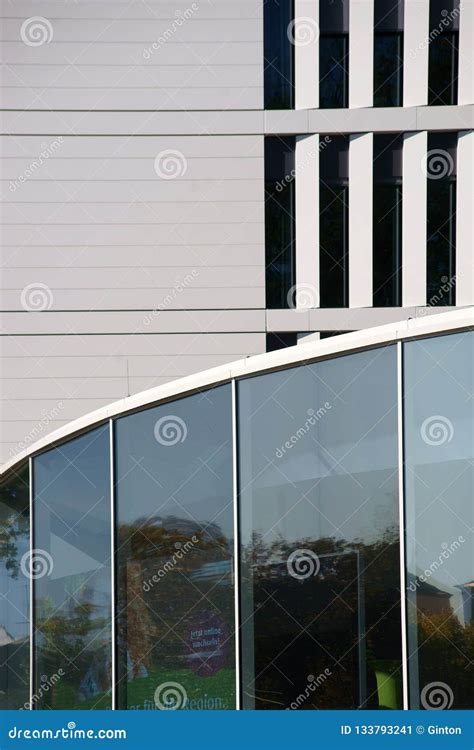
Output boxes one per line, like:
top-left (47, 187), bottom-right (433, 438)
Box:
top-left (42, 684), bottom-right (112, 710)
top-left (127, 668), bottom-right (235, 710)
top-left (27, 669), bottom-right (235, 710)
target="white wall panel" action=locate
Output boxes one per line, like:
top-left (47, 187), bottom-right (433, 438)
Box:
top-left (403, 0), bottom-right (430, 106)
top-left (456, 131), bottom-right (474, 305)
top-left (402, 131), bottom-right (427, 306)
top-left (295, 134), bottom-right (319, 308)
top-left (349, 0), bottom-right (374, 108)
top-left (458, 0), bottom-right (474, 105)
top-left (1, 1), bottom-right (263, 110)
top-left (349, 133), bottom-right (373, 307)
top-left (294, 0), bottom-right (319, 109)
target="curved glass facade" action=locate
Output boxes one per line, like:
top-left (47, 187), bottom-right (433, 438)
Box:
top-left (0, 327), bottom-right (472, 710)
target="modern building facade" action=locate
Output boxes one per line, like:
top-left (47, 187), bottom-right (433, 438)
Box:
top-left (0, 311), bottom-right (472, 710)
top-left (1, 0), bottom-right (473, 464)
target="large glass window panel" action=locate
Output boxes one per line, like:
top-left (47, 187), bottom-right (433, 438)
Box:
top-left (373, 135), bottom-right (403, 307)
top-left (404, 332), bottom-right (473, 709)
top-left (239, 346), bottom-right (402, 710)
top-left (115, 385), bottom-right (235, 710)
top-left (0, 466), bottom-right (30, 709)
top-left (264, 0), bottom-right (294, 109)
top-left (319, 35), bottom-right (348, 108)
top-left (265, 137), bottom-right (296, 309)
top-left (428, 33), bottom-right (458, 106)
top-left (373, 184), bottom-right (402, 306)
top-left (374, 34), bottom-right (403, 107)
top-left (426, 132), bottom-right (457, 306)
top-left (320, 136), bottom-right (349, 308)
top-left (33, 425), bottom-right (111, 709)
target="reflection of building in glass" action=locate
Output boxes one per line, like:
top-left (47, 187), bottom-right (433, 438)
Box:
top-left (0, 313), bottom-right (472, 711)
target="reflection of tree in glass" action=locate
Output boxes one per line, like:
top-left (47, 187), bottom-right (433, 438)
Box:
top-left (118, 515), bottom-right (234, 685)
top-left (242, 525), bottom-right (401, 709)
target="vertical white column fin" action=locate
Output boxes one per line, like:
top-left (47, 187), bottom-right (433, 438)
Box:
top-left (403, 131), bottom-right (427, 307)
top-left (458, 0), bottom-right (474, 104)
top-left (296, 134), bottom-right (320, 308)
top-left (349, 133), bottom-right (373, 308)
top-left (294, 0), bottom-right (320, 109)
top-left (231, 380), bottom-right (241, 709)
top-left (29, 456), bottom-right (34, 710)
top-left (397, 342), bottom-right (409, 710)
top-left (109, 419), bottom-right (116, 709)
top-left (456, 131), bottom-right (474, 306)
top-left (403, 0), bottom-right (430, 106)
top-left (349, 0), bottom-right (374, 108)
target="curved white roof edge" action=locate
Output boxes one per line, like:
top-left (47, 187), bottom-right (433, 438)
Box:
top-left (2, 308), bottom-right (472, 476)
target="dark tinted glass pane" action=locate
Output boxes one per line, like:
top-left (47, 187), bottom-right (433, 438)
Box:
top-left (266, 333), bottom-right (297, 352)
top-left (265, 138), bottom-right (296, 309)
top-left (374, 34), bottom-right (403, 107)
top-left (239, 347), bottom-right (402, 709)
top-left (0, 466), bottom-right (30, 709)
top-left (319, 35), bottom-right (348, 108)
top-left (320, 184), bottom-right (348, 307)
top-left (428, 33), bottom-right (458, 105)
top-left (264, 0), bottom-right (294, 109)
top-left (115, 386), bottom-right (235, 710)
top-left (427, 181), bottom-right (456, 305)
top-left (404, 332), bottom-right (473, 709)
top-left (34, 426), bottom-right (111, 709)
top-left (373, 184), bottom-right (402, 306)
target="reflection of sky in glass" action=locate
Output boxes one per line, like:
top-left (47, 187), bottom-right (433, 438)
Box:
top-left (239, 346), bottom-right (399, 546)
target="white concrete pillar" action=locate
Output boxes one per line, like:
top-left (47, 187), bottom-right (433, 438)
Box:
top-left (294, 0), bottom-right (319, 109)
top-left (349, 0), bottom-right (374, 108)
top-left (295, 134), bottom-right (320, 308)
top-left (458, 0), bottom-right (474, 104)
top-left (349, 133), bottom-right (373, 307)
top-left (456, 131), bottom-right (474, 305)
top-left (403, 0), bottom-right (430, 106)
top-left (403, 131), bottom-right (427, 306)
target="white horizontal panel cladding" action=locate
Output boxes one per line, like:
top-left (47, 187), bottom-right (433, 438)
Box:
top-left (1, 245), bottom-right (264, 269)
top-left (1, 2), bottom-right (263, 20)
top-left (0, 333), bottom-right (266, 358)
top-left (1, 310), bottom-right (266, 335)
top-left (1, 133), bottom-right (265, 309)
top-left (1, 1), bottom-right (263, 110)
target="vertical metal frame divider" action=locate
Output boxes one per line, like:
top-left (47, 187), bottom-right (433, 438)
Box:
top-left (397, 341), bottom-right (409, 709)
top-left (231, 379), bottom-right (241, 709)
top-left (109, 419), bottom-right (117, 709)
top-left (28, 456), bottom-right (34, 709)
